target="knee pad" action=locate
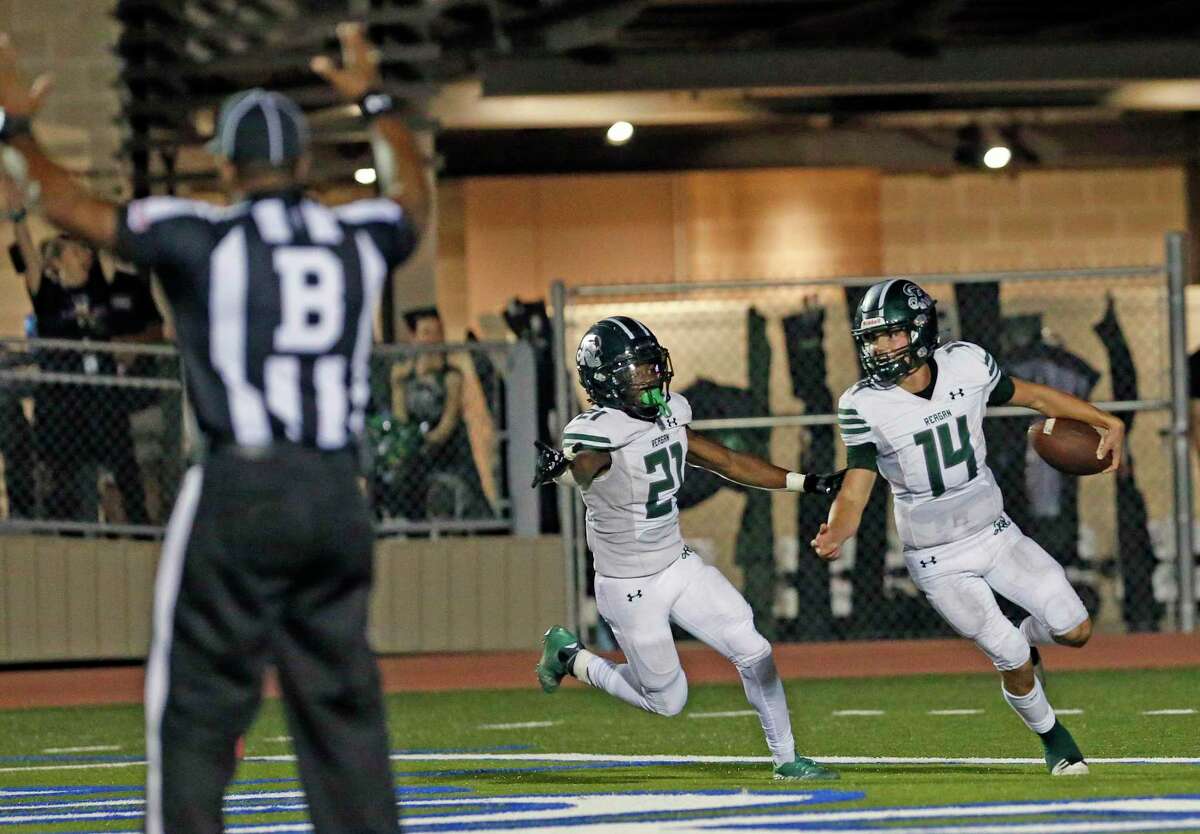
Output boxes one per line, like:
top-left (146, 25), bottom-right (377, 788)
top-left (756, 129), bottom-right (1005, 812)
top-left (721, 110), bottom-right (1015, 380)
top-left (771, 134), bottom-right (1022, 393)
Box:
top-left (1044, 591), bottom-right (1089, 636)
top-left (724, 620), bottom-right (772, 669)
top-left (984, 624), bottom-right (1032, 672)
top-left (644, 669), bottom-right (688, 717)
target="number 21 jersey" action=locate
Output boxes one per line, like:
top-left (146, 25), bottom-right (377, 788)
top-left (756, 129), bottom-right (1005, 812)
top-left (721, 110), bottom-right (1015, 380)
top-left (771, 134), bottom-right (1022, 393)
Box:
top-left (562, 393), bottom-right (693, 578)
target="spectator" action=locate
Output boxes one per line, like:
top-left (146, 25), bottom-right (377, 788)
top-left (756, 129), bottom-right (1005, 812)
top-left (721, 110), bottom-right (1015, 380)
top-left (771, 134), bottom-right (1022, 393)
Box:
top-left (4, 184), bottom-right (150, 525)
top-left (387, 307), bottom-right (491, 521)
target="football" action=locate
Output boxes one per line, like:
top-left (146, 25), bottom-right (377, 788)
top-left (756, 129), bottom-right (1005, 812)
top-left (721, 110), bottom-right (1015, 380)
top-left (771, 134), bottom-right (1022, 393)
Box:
top-left (1028, 417), bottom-right (1112, 476)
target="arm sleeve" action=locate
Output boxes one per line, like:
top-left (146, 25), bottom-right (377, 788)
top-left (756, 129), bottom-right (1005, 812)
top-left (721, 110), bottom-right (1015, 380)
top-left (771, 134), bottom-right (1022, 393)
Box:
top-left (988, 372), bottom-right (1015, 405)
top-left (846, 442), bottom-right (878, 471)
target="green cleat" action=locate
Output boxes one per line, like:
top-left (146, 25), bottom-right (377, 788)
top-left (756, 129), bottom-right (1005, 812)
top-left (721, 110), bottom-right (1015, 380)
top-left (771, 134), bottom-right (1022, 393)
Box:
top-left (536, 626), bottom-right (583, 693)
top-left (1039, 719), bottom-right (1089, 776)
top-left (773, 756), bottom-right (839, 781)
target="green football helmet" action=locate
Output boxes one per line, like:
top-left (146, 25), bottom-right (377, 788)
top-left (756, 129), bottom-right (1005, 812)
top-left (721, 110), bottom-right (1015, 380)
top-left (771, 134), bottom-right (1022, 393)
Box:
top-left (576, 316), bottom-right (674, 421)
top-left (851, 279), bottom-right (939, 386)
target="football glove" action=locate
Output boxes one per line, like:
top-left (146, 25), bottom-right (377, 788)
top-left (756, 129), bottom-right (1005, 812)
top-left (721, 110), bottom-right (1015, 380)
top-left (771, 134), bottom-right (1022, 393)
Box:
top-left (531, 440), bottom-right (570, 488)
top-left (805, 469), bottom-right (846, 496)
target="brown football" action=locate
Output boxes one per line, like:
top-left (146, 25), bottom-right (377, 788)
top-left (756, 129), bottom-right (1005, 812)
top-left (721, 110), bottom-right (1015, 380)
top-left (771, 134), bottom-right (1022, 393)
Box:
top-left (1028, 417), bottom-right (1112, 476)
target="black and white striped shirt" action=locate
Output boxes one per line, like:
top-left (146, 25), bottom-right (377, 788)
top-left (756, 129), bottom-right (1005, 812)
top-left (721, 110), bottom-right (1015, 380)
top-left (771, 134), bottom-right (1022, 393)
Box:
top-left (117, 188), bottom-right (417, 451)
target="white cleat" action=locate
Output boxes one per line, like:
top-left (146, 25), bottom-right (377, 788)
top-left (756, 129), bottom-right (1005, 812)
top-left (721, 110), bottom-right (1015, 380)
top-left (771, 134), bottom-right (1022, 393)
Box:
top-left (1051, 759), bottom-right (1090, 776)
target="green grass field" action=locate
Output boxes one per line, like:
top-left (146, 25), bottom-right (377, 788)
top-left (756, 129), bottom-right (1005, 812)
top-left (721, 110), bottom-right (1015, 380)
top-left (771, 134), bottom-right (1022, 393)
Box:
top-left (0, 665), bottom-right (1197, 832)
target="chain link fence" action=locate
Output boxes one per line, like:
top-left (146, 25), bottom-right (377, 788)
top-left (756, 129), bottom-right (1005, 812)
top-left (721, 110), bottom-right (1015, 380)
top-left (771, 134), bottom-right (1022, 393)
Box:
top-left (0, 338), bottom-right (539, 538)
top-left (552, 236), bottom-right (1196, 643)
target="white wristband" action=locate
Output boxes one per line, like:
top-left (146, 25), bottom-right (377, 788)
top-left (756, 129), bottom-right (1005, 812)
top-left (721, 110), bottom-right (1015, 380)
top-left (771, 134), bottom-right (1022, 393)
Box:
top-left (554, 468), bottom-right (577, 487)
top-left (785, 472), bottom-right (806, 492)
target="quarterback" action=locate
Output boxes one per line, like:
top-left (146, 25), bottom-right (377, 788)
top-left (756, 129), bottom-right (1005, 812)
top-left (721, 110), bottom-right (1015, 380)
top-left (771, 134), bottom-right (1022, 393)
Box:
top-left (812, 279), bottom-right (1124, 776)
top-left (533, 316), bottom-right (844, 781)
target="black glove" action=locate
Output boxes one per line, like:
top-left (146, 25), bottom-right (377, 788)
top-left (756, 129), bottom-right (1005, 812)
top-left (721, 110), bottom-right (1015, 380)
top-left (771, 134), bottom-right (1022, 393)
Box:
top-left (804, 469), bottom-right (846, 496)
top-left (531, 440), bottom-right (569, 488)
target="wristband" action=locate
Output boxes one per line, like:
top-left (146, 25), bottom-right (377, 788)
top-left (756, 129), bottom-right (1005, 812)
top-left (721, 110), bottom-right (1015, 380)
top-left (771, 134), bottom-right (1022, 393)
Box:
top-left (785, 472), bottom-right (806, 492)
top-left (358, 90), bottom-right (399, 119)
top-left (0, 109), bottom-right (32, 142)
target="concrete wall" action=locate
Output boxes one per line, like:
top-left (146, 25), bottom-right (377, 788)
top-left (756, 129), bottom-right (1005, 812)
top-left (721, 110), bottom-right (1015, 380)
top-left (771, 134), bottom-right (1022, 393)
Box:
top-left (0, 535), bottom-right (567, 663)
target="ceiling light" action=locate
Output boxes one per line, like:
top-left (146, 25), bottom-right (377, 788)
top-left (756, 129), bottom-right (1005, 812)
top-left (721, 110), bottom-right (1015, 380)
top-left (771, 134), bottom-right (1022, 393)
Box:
top-left (982, 145), bottom-right (1012, 169)
top-left (354, 167), bottom-right (377, 185)
top-left (606, 121), bottom-right (634, 145)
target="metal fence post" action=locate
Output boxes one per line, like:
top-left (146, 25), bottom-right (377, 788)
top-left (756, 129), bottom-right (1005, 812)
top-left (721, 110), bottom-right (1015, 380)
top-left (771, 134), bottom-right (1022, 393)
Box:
top-left (504, 340), bottom-right (539, 537)
top-left (1167, 231), bottom-right (1195, 632)
top-left (550, 280), bottom-right (579, 635)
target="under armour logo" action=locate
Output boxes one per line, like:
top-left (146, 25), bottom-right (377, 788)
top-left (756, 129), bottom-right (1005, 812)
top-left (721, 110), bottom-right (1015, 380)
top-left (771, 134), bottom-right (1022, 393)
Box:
top-left (626, 590), bottom-right (643, 602)
top-left (919, 556), bottom-right (938, 568)
top-left (949, 388), bottom-right (965, 399)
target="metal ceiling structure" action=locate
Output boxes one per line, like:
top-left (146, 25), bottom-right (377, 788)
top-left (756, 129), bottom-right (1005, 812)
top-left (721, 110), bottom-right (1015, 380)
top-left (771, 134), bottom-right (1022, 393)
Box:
top-left (113, 0), bottom-right (1200, 189)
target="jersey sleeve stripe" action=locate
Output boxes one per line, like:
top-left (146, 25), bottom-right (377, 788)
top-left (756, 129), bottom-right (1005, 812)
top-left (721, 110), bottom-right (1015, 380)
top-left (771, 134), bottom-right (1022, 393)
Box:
top-left (841, 426), bottom-right (872, 435)
top-left (838, 417), bottom-right (867, 425)
top-left (563, 432), bottom-right (611, 443)
top-left (838, 407), bottom-right (859, 415)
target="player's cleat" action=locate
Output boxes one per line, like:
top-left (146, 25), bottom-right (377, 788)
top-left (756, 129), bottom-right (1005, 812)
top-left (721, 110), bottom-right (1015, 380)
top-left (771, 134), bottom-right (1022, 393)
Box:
top-left (1030, 646), bottom-right (1046, 692)
top-left (536, 626), bottom-right (583, 693)
top-left (1039, 719), bottom-right (1088, 776)
top-left (773, 756), bottom-right (839, 781)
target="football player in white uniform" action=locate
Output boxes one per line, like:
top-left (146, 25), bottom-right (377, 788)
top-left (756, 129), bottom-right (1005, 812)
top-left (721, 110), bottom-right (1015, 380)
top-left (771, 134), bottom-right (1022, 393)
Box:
top-left (812, 279), bottom-right (1125, 776)
top-left (533, 316), bottom-right (845, 781)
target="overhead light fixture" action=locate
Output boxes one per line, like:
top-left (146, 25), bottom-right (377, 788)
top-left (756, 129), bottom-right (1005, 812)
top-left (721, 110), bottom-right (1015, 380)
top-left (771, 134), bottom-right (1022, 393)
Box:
top-left (354, 167), bottom-right (377, 185)
top-left (982, 145), bottom-right (1012, 170)
top-left (606, 121), bottom-right (634, 145)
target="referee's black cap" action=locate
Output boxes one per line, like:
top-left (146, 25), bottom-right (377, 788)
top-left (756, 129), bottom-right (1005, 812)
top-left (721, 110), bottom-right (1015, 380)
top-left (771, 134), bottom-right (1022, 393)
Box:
top-left (208, 89), bottom-right (310, 166)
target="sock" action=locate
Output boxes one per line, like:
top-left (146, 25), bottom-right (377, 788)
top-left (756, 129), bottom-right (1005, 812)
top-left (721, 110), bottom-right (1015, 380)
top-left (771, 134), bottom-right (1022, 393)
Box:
top-left (571, 649), bottom-right (595, 683)
top-left (1020, 616), bottom-right (1055, 646)
top-left (580, 653), bottom-right (658, 711)
top-left (737, 653), bottom-right (796, 766)
top-left (1002, 678), bottom-right (1056, 734)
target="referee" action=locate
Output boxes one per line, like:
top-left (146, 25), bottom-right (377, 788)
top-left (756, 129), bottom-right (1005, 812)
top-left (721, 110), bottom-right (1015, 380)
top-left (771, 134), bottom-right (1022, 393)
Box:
top-left (0, 23), bottom-right (429, 834)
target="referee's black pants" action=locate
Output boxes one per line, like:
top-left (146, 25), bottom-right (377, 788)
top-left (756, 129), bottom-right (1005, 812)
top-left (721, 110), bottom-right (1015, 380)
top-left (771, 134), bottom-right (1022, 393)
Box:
top-left (144, 444), bottom-right (398, 834)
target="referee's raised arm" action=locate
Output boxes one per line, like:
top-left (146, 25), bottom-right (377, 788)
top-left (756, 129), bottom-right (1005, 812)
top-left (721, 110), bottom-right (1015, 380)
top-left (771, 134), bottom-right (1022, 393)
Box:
top-left (312, 22), bottom-right (432, 238)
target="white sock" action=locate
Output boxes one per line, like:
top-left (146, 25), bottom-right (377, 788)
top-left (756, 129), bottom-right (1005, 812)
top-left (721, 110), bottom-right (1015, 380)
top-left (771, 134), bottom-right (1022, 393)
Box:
top-left (579, 652), bottom-right (658, 711)
top-left (1002, 678), bottom-right (1056, 734)
top-left (737, 653), bottom-right (796, 766)
top-left (571, 648), bottom-right (596, 683)
top-left (1020, 616), bottom-right (1055, 646)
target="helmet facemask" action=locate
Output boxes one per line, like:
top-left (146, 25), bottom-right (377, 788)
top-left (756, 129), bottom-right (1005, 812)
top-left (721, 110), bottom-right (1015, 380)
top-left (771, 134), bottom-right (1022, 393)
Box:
top-left (611, 349), bottom-right (674, 420)
top-left (852, 288), bottom-right (938, 388)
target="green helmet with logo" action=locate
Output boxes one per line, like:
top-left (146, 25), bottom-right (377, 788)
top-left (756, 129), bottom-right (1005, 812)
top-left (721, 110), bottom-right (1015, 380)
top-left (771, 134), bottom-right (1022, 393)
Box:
top-left (576, 316), bottom-right (674, 421)
top-left (851, 279), bottom-right (939, 386)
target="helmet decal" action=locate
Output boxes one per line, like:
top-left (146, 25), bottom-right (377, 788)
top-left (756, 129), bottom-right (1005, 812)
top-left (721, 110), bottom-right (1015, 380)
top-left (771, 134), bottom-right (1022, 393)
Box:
top-left (577, 333), bottom-right (603, 368)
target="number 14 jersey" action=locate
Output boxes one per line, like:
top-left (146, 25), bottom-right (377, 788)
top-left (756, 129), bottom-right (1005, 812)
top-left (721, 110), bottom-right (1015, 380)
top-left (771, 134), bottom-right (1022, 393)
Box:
top-left (562, 394), bottom-right (694, 578)
top-left (838, 341), bottom-right (1007, 551)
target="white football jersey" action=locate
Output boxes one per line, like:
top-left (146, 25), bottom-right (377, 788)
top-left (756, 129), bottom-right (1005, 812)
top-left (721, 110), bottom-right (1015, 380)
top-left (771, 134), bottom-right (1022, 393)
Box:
top-left (563, 393), bottom-right (694, 578)
top-left (838, 341), bottom-right (1006, 551)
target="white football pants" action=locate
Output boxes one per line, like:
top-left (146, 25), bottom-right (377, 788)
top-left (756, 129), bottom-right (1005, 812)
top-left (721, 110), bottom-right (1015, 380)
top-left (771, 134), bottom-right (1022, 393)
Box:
top-left (586, 547), bottom-right (797, 765)
top-left (906, 515), bottom-right (1088, 671)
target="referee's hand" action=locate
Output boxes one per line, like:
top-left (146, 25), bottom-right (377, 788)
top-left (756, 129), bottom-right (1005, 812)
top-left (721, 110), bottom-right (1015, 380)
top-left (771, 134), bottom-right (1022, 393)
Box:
top-left (310, 22), bottom-right (382, 103)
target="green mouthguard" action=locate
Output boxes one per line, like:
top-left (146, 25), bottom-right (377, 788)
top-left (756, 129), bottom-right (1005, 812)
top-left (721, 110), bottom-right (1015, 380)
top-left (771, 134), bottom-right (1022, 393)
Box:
top-left (639, 387), bottom-right (672, 417)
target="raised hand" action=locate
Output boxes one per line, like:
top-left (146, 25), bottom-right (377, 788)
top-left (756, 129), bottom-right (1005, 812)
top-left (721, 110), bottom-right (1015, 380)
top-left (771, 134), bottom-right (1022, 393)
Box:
top-left (310, 22), bottom-right (382, 103)
top-left (0, 33), bottom-right (52, 118)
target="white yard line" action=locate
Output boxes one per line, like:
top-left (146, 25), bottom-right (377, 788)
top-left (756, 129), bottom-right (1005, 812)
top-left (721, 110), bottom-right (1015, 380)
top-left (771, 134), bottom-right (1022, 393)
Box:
top-left (833, 710), bottom-right (886, 716)
top-left (1055, 709), bottom-right (1084, 715)
top-left (687, 710), bottom-right (757, 719)
top-left (3, 752), bottom-right (1199, 775)
top-left (478, 721), bottom-right (560, 730)
top-left (927, 709), bottom-right (984, 715)
top-left (40, 745), bottom-right (120, 754)
top-left (1142, 709), bottom-right (1196, 716)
